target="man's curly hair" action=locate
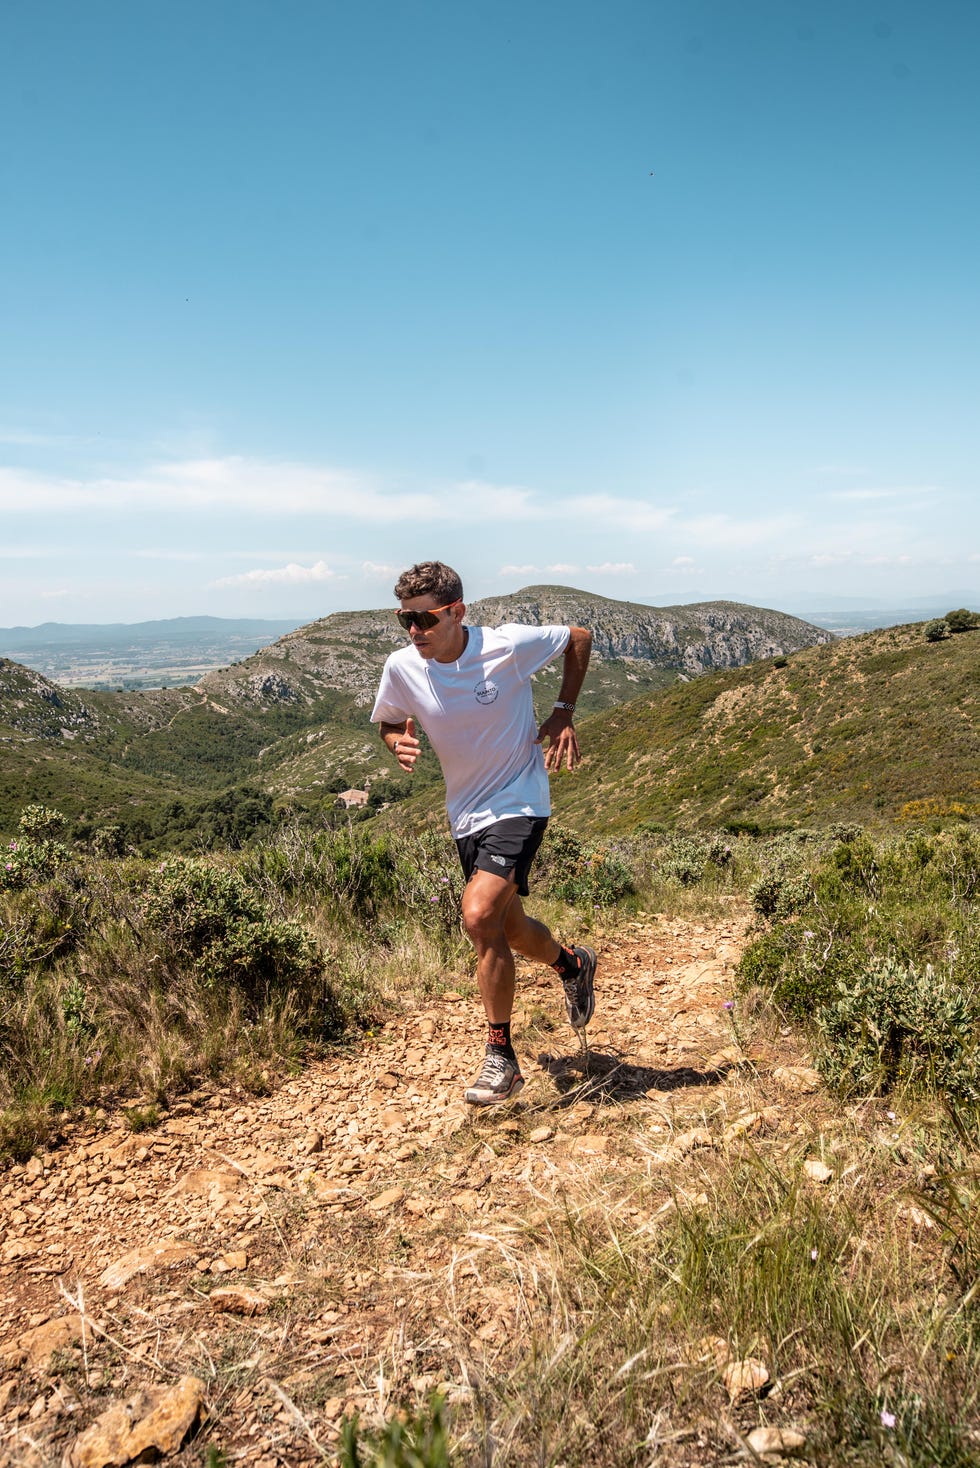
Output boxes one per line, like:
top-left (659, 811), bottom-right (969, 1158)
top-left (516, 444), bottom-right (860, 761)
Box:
top-left (393, 561), bottom-right (464, 604)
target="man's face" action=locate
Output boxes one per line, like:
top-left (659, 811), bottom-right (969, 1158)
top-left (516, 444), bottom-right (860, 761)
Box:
top-left (398, 595), bottom-right (466, 661)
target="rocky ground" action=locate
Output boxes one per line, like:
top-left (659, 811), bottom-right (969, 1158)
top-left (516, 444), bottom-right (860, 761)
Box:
top-left (0, 908), bottom-right (829, 1467)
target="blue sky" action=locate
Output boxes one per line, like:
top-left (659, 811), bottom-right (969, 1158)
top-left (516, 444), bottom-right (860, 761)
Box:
top-left (2, 0), bottom-right (978, 626)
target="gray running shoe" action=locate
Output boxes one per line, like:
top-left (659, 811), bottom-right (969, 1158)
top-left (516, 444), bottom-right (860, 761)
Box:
top-left (464, 1047), bottom-right (524, 1106)
top-left (562, 945), bottom-right (597, 1030)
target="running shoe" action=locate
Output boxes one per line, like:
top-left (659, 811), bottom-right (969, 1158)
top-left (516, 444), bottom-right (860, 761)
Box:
top-left (464, 1047), bottom-right (525, 1106)
top-left (562, 945), bottom-right (597, 1030)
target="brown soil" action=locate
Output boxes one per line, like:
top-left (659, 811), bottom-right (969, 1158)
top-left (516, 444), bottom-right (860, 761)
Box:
top-left (0, 908), bottom-right (819, 1467)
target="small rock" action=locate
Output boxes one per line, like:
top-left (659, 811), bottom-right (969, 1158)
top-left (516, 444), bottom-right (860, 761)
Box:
top-left (209, 1287), bottom-right (270, 1317)
top-left (772, 1065), bottom-right (821, 1093)
top-left (170, 1168), bottom-right (243, 1200)
top-left (723, 1112), bottom-right (762, 1143)
top-left (667, 1127), bottom-right (713, 1158)
top-left (694, 1335), bottom-right (730, 1368)
top-left (898, 1204), bottom-right (935, 1230)
top-left (366, 1186), bottom-right (406, 1211)
top-left (706, 1045), bottom-right (747, 1070)
top-left (222, 1251), bottom-right (249, 1270)
top-left (62, 1374), bottom-right (205, 1466)
top-left (299, 1131), bottom-right (324, 1155)
top-left (1, 1315), bottom-right (83, 1370)
top-left (803, 1159), bottom-right (833, 1184)
top-left (745, 1425), bottom-right (808, 1458)
top-left (99, 1241), bottom-right (198, 1291)
top-left (723, 1357), bottom-right (770, 1401)
top-left (528, 1126), bottom-right (554, 1143)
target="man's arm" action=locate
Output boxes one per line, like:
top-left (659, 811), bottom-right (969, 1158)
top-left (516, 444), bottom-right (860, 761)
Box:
top-left (536, 625), bottom-right (592, 772)
top-left (379, 717), bottom-right (421, 772)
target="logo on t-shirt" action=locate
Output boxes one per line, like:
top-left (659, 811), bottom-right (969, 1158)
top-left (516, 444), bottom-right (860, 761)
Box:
top-left (474, 680), bottom-right (499, 704)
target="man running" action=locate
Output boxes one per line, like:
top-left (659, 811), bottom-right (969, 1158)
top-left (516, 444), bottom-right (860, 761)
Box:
top-left (370, 560), bottom-right (596, 1105)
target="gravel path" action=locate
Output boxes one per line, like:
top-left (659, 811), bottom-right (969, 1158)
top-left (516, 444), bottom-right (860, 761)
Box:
top-left (0, 909), bottom-right (801, 1467)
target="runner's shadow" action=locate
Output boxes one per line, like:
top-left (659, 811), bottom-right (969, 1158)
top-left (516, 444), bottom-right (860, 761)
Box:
top-left (537, 1047), bottom-right (731, 1105)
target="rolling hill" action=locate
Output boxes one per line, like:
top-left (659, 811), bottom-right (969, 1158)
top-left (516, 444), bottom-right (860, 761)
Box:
top-left (542, 619), bottom-right (980, 835)
top-left (0, 589), bottom-right (832, 843)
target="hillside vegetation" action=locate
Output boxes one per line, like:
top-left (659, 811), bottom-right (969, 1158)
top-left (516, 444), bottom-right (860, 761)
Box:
top-left (549, 619), bottom-right (980, 835)
top-left (0, 589), bottom-right (829, 846)
top-left (3, 612), bottom-right (980, 1465)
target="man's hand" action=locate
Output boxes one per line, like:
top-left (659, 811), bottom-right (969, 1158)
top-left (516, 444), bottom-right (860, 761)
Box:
top-left (536, 710), bottom-right (581, 772)
top-left (390, 716), bottom-right (421, 772)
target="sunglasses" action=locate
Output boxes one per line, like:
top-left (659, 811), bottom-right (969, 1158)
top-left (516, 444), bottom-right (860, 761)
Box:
top-left (395, 600), bottom-right (461, 631)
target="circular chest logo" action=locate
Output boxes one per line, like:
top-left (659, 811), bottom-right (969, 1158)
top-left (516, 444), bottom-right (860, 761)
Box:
top-left (474, 680), bottom-right (499, 705)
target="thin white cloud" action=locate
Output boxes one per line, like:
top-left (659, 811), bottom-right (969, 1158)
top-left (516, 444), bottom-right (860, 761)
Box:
top-left (361, 561), bottom-right (399, 580)
top-left (829, 485), bottom-right (939, 502)
top-left (809, 551), bottom-right (926, 568)
top-left (564, 495), bottom-right (675, 533)
top-left (678, 513), bottom-right (798, 549)
top-left (0, 457), bottom-right (549, 525)
top-left (452, 480), bottom-right (540, 519)
top-left (212, 560), bottom-right (341, 588)
top-left (672, 555), bottom-right (696, 567)
top-left (586, 562), bottom-right (636, 574)
top-left (499, 564), bottom-right (540, 577)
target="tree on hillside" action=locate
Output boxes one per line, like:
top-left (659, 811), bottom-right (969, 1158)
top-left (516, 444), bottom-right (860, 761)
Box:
top-left (944, 608), bottom-right (980, 633)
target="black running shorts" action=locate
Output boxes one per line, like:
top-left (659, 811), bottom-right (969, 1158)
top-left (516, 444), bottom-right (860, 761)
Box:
top-left (455, 816), bottom-right (548, 897)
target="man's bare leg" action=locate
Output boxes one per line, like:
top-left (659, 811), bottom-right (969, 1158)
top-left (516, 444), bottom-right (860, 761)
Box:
top-left (459, 869), bottom-right (531, 1103)
top-left (460, 869), bottom-right (539, 1022)
top-left (460, 870), bottom-right (595, 1072)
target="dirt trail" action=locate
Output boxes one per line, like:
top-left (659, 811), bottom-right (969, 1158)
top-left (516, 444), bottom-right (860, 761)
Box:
top-left (0, 908), bottom-right (817, 1467)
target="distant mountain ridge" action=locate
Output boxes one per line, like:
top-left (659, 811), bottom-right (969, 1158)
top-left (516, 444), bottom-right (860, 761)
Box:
top-left (0, 616), bottom-right (303, 691)
top-left (469, 587), bottom-right (830, 672)
top-left (0, 616), bottom-right (302, 647)
top-left (0, 587), bottom-right (833, 839)
top-left (191, 587), bottom-right (833, 709)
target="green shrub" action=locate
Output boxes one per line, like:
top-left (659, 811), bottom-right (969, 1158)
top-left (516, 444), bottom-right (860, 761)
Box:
top-left (1, 805), bottom-right (71, 891)
top-left (537, 824), bottom-right (634, 907)
top-left (143, 857), bottom-right (323, 1005)
top-left (925, 619), bottom-right (951, 642)
top-left (749, 868), bottom-right (814, 919)
top-left (738, 828), bottom-right (980, 1097)
top-left (815, 958), bottom-right (980, 1101)
top-left (944, 608), bottom-right (980, 633)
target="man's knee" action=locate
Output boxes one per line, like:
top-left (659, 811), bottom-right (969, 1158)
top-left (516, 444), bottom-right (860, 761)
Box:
top-left (461, 886), bottom-right (512, 947)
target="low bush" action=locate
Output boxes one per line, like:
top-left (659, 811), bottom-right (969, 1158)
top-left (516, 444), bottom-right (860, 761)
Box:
top-left (738, 827), bottom-right (980, 1103)
top-left (1, 805), bottom-right (72, 891)
top-left (143, 857), bottom-right (322, 1002)
top-left (536, 824), bottom-right (635, 907)
top-left (815, 957), bottom-right (980, 1099)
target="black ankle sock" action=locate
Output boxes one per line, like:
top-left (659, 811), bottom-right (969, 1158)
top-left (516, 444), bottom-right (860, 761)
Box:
top-left (488, 1022), bottom-right (515, 1058)
top-left (551, 945), bottom-right (580, 981)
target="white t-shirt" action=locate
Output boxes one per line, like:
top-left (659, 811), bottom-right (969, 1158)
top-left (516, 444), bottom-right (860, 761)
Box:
top-left (370, 623), bottom-right (570, 838)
